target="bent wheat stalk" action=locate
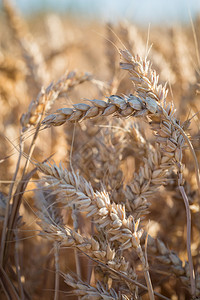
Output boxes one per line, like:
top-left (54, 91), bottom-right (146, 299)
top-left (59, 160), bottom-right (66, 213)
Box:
top-left (40, 49), bottom-right (197, 296)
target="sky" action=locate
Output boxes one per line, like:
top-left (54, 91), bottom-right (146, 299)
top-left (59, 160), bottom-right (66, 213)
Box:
top-left (3, 0), bottom-right (200, 25)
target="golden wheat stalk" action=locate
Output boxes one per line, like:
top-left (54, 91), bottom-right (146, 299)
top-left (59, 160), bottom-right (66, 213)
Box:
top-left (37, 49), bottom-right (198, 297)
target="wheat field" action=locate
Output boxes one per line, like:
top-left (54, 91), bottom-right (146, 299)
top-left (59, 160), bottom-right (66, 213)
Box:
top-left (1, 1), bottom-right (200, 299)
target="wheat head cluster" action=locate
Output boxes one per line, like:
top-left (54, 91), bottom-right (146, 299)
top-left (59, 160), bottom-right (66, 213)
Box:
top-left (1, 1), bottom-right (200, 299)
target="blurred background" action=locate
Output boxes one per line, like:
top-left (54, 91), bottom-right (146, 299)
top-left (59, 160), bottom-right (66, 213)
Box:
top-left (1, 0), bottom-right (200, 25)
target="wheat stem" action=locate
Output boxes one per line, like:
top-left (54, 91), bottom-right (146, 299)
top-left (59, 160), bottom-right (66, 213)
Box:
top-left (54, 241), bottom-right (60, 300)
top-left (178, 182), bottom-right (196, 297)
